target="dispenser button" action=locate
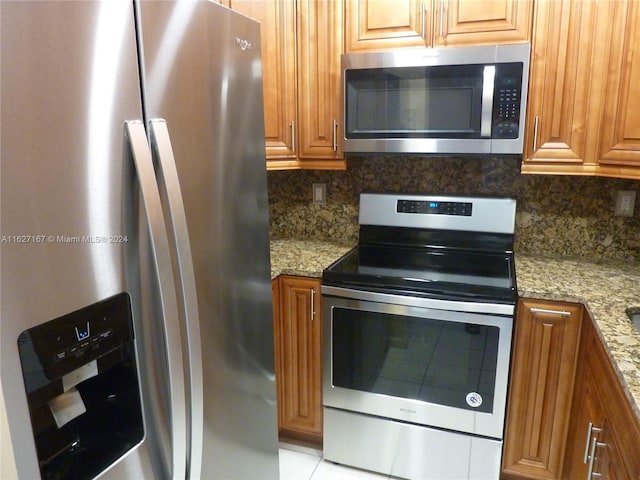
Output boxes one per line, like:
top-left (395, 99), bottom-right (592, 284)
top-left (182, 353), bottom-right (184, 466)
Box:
top-left (99, 329), bottom-right (113, 340)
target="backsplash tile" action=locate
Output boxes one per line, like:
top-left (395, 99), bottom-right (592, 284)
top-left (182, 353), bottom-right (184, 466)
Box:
top-left (268, 156), bottom-right (640, 262)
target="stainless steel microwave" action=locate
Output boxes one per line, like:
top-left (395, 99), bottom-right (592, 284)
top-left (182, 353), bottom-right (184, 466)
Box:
top-left (342, 43), bottom-right (530, 155)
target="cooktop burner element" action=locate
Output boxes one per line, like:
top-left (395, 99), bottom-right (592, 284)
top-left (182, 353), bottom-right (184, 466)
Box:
top-left (323, 193), bottom-right (517, 305)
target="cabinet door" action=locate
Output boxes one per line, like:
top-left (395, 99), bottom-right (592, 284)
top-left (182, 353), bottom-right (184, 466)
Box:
top-left (598, 0), bottom-right (640, 177)
top-left (564, 314), bottom-right (640, 480)
top-left (344, 0), bottom-right (429, 51)
top-left (521, 0), bottom-right (594, 172)
top-left (563, 364), bottom-right (608, 480)
top-left (227, 0), bottom-right (297, 160)
top-left (277, 276), bottom-right (322, 442)
top-left (434, 0), bottom-right (532, 47)
top-left (502, 299), bottom-right (583, 480)
top-left (522, 0), bottom-right (640, 179)
top-left (297, 0), bottom-right (345, 166)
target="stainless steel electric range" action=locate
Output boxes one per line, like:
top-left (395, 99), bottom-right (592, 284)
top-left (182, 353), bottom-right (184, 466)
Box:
top-left (321, 193), bottom-right (517, 480)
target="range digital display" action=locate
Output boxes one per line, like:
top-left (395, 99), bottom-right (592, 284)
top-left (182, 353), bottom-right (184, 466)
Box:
top-left (397, 199), bottom-right (472, 216)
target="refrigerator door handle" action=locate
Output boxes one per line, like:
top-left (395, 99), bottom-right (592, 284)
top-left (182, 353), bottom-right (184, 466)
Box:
top-left (124, 120), bottom-right (188, 480)
top-left (149, 119), bottom-right (204, 480)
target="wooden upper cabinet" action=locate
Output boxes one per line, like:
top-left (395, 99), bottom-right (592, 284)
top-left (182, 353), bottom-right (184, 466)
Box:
top-left (522, 0), bottom-right (640, 179)
top-left (502, 299), bottom-right (583, 480)
top-left (521, 0), bottom-right (592, 171)
top-left (598, 0), bottom-right (640, 178)
top-left (296, 0), bottom-right (344, 165)
top-left (224, 0), bottom-right (297, 161)
top-left (344, 0), bottom-right (532, 52)
top-left (345, 0), bottom-right (428, 51)
top-left (226, 0), bottom-right (345, 170)
top-left (434, 0), bottom-right (533, 47)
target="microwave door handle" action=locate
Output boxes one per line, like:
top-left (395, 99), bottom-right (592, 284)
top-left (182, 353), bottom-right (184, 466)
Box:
top-left (481, 65), bottom-right (496, 138)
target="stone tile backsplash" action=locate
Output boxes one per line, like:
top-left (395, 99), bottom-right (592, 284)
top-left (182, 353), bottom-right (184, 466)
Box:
top-left (267, 156), bottom-right (640, 262)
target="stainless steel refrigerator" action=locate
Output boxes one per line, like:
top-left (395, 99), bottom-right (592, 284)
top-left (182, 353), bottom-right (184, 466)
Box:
top-left (0, 1), bottom-right (279, 479)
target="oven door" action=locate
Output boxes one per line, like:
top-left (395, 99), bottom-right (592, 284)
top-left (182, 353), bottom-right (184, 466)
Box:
top-left (322, 286), bottom-right (514, 440)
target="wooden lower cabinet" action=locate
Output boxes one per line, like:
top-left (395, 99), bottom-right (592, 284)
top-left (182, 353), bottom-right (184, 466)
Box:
top-left (502, 298), bottom-right (640, 479)
top-left (502, 299), bottom-right (583, 480)
top-left (563, 316), bottom-right (640, 480)
top-left (272, 275), bottom-right (323, 444)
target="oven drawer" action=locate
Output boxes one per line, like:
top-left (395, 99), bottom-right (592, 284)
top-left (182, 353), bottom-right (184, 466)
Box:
top-left (324, 407), bottom-right (502, 480)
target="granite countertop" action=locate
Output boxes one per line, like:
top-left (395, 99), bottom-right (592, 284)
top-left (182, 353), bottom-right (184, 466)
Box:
top-left (270, 238), bottom-right (640, 422)
top-left (270, 238), bottom-right (353, 279)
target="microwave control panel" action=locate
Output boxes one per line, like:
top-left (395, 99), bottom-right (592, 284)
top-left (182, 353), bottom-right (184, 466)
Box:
top-left (492, 63), bottom-right (523, 139)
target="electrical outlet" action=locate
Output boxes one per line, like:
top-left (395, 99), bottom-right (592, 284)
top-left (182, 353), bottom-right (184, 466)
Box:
top-left (614, 190), bottom-right (636, 217)
top-left (312, 183), bottom-right (326, 205)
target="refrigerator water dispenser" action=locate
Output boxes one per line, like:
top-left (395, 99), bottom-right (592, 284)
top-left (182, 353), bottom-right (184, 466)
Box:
top-left (17, 293), bottom-right (144, 480)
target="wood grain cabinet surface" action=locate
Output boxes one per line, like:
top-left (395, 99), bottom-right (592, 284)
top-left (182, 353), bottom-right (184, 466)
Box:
top-left (563, 315), bottom-right (640, 480)
top-left (503, 299), bottom-right (640, 480)
top-left (502, 299), bottom-right (583, 480)
top-left (224, 0), bottom-right (345, 171)
top-left (272, 275), bottom-right (323, 444)
top-left (344, 0), bottom-right (532, 51)
top-left (522, 0), bottom-right (640, 179)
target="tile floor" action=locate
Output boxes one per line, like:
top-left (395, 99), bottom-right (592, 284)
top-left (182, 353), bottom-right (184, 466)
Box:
top-left (279, 444), bottom-right (389, 480)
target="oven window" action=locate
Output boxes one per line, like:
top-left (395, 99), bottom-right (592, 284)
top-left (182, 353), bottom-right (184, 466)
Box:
top-left (331, 307), bottom-right (498, 413)
top-left (345, 64), bottom-right (484, 139)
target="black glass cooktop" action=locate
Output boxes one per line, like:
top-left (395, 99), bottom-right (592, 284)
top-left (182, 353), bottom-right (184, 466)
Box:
top-left (323, 244), bottom-right (516, 303)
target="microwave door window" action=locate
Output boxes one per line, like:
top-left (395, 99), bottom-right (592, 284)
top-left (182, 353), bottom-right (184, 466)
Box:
top-left (345, 65), bottom-right (484, 139)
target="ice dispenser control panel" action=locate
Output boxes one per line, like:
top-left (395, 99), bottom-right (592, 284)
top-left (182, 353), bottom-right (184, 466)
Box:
top-left (17, 292), bottom-right (144, 480)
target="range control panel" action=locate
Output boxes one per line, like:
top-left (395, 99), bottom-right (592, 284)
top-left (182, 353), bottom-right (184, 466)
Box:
top-left (359, 193), bottom-right (517, 235)
top-left (397, 199), bottom-right (472, 216)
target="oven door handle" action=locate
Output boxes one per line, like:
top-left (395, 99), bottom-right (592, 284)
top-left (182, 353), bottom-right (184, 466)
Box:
top-left (481, 65), bottom-right (496, 138)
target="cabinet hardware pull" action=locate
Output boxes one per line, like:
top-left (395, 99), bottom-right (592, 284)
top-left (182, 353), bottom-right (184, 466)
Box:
top-left (439, 0), bottom-right (445, 37)
top-left (583, 422), bottom-right (603, 463)
top-left (310, 288), bottom-right (315, 321)
top-left (421, 2), bottom-right (426, 39)
top-left (290, 120), bottom-right (295, 152)
top-left (333, 119), bottom-right (338, 152)
top-left (530, 307), bottom-right (571, 317)
top-left (533, 115), bottom-right (539, 152)
top-left (586, 435), bottom-right (606, 479)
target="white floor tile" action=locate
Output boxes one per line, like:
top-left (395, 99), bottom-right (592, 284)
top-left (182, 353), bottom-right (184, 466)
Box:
top-left (279, 448), bottom-right (321, 480)
top-left (310, 459), bottom-right (389, 480)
